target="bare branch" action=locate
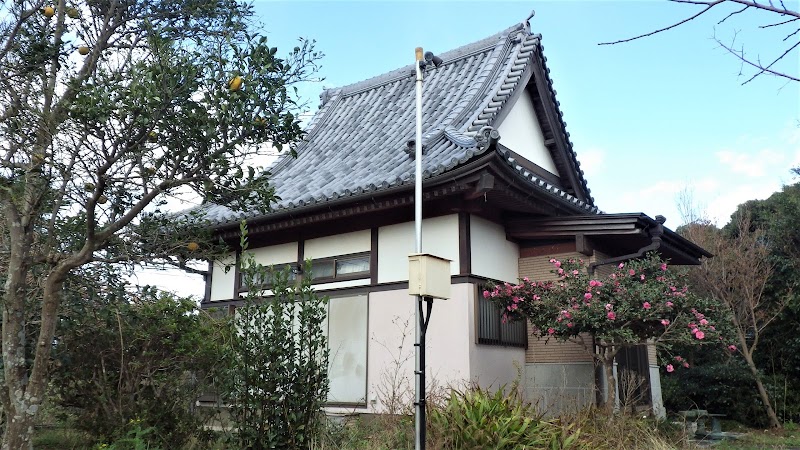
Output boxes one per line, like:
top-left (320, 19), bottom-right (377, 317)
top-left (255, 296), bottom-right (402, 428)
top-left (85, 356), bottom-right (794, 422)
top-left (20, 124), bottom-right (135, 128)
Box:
top-left (761, 17), bottom-right (799, 28)
top-left (600, 1), bottom-right (722, 45)
top-left (718, 5), bottom-right (749, 24)
top-left (716, 36), bottom-right (800, 83)
top-left (729, 0), bottom-right (800, 18)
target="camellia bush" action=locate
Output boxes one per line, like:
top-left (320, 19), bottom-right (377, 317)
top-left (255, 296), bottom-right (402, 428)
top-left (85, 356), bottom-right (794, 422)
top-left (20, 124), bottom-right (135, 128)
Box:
top-left (486, 252), bottom-right (734, 413)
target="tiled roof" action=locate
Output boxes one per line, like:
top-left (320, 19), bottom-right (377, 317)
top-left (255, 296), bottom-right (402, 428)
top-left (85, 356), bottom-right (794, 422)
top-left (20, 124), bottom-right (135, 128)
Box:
top-left (198, 21), bottom-right (598, 226)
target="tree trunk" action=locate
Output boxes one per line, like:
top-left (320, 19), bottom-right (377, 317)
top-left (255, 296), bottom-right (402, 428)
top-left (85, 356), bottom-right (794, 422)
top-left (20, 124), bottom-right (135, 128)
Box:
top-left (602, 355), bottom-right (616, 414)
top-left (742, 350), bottom-right (781, 428)
top-left (2, 415), bottom-right (34, 450)
top-left (1, 254), bottom-right (70, 449)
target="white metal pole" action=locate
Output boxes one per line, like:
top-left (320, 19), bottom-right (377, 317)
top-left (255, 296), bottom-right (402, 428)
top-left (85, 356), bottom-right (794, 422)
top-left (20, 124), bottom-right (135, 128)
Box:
top-left (414, 47), bottom-right (425, 450)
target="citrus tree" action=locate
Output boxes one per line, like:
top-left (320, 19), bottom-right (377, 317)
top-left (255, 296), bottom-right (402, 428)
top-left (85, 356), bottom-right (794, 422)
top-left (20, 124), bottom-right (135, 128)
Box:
top-left (486, 253), bottom-right (732, 413)
top-left (0, 1), bottom-right (320, 447)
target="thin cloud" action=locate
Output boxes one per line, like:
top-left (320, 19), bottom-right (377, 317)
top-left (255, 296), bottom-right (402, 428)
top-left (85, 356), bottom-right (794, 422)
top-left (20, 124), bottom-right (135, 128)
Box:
top-left (715, 149), bottom-right (783, 177)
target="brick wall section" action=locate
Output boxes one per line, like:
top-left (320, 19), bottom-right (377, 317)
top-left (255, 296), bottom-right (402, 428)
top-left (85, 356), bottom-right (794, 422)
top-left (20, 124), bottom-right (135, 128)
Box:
top-left (520, 251), bottom-right (594, 364)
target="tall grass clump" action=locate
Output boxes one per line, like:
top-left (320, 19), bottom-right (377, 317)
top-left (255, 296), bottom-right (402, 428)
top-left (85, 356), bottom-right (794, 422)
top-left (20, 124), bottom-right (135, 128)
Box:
top-left (428, 386), bottom-right (582, 449)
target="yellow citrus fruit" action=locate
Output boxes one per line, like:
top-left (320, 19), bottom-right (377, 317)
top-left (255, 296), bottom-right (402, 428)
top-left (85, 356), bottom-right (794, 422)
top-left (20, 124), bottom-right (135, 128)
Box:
top-left (253, 116), bottom-right (266, 126)
top-left (187, 242), bottom-right (200, 251)
top-left (147, 131), bottom-right (157, 142)
top-left (97, 195), bottom-right (108, 204)
top-left (66, 7), bottom-right (80, 19)
top-left (84, 182), bottom-right (95, 192)
top-left (78, 46), bottom-right (90, 55)
top-left (42, 6), bottom-right (55, 18)
top-left (228, 76), bottom-right (243, 91)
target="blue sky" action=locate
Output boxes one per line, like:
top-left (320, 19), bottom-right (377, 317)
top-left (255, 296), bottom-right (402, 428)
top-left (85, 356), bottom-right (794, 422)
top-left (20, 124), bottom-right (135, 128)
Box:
top-left (251, 0), bottom-right (800, 228)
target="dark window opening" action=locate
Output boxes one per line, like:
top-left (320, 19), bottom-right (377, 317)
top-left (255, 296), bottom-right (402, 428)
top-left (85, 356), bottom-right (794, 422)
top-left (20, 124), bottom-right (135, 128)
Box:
top-left (476, 284), bottom-right (527, 348)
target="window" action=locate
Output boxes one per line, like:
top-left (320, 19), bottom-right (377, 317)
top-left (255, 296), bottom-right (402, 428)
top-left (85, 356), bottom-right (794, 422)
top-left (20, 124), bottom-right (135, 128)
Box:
top-left (237, 262), bottom-right (297, 293)
top-left (309, 252), bottom-right (370, 283)
top-left (476, 285), bottom-right (527, 348)
top-left (325, 294), bottom-right (368, 405)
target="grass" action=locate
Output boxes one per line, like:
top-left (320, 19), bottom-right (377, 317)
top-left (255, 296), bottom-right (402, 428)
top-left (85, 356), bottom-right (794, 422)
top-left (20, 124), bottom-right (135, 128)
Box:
top-left (33, 426), bottom-right (94, 449)
top-left (714, 428), bottom-right (800, 450)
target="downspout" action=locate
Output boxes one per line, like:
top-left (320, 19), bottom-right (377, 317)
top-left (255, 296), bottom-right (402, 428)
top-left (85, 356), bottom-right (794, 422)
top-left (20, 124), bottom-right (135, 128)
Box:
top-left (587, 215), bottom-right (666, 276)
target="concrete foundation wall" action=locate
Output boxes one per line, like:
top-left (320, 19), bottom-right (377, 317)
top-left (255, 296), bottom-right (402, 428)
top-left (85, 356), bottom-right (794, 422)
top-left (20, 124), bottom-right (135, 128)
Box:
top-left (525, 362), bottom-right (594, 415)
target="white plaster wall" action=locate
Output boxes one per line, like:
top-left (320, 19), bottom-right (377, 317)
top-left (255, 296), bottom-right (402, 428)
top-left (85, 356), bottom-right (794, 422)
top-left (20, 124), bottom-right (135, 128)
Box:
top-left (314, 279), bottom-right (371, 291)
top-left (470, 215), bottom-right (519, 283)
top-left (377, 215), bottom-right (459, 284)
top-left (305, 229), bottom-right (370, 259)
top-left (367, 284), bottom-right (472, 413)
top-left (496, 92), bottom-right (559, 175)
top-left (245, 242), bottom-right (297, 266)
top-left (209, 254), bottom-right (236, 301)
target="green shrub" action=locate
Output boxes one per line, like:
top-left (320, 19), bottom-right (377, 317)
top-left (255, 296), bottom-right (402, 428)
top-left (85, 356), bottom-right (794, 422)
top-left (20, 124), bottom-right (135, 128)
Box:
top-left (221, 223), bottom-right (330, 449)
top-left (429, 386), bottom-right (580, 449)
top-left (51, 287), bottom-right (230, 448)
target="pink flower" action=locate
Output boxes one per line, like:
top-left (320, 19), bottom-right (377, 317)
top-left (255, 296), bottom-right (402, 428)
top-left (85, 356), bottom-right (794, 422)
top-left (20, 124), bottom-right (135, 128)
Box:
top-left (510, 303), bottom-right (518, 311)
top-left (660, 263), bottom-right (667, 271)
top-left (607, 311), bottom-right (616, 320)
top-left (554, 261), bottom-right (562, 268)
top-left (640, 274), bottom-right (645, 281)
top-left (618, 263), bottom-right (625, 269)
top-left (605, 303), bottom-right (613, 311)
top-left (691, 328), bottom-right (699, 335)
top-left (523, 277), bottom-right (530, 282)
top-left (584, 293), bottom-right (593, 300)
top-left (700, 319), bottom-right (709, 325)
top-left (683, 362), bottom-right (690, 368)
top-left (728, 345), bottom-right (737, 352)
top-left (675, 356), bottom-right (683, 362)
top-left (548, 327), bottom-right (555, 335)
top-left (483, 290), bottom-right (490, 298)
top-left (695, 331), bottom-right (705, 340)
top-left (688, 323), bottom-right (696, 329)
top-left (629, 269), bottom-right (636, 276)
top-left (572, 270), bottom-right (579, 275)
top-left (643, 302), bottom-right (651, 309)
top-left (661, 319), bottom-right (670, 326)
top-left (665, 301), bottom-right (674, 307)
top-left (666, 364), bottom-right (674, 373)
top-left (567, 322), bottom-right (574, 328)
top-left (589, 280), bottom-right (599, 287)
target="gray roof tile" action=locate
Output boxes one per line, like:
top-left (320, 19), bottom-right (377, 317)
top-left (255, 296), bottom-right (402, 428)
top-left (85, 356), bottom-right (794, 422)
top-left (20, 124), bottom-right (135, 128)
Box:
top-left (198, 22), bottom-right (598, 226)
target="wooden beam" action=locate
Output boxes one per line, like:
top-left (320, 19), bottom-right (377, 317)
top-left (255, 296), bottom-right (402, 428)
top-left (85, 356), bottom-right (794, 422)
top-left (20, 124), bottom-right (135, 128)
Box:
top-left (459, 212), bottom-right (472, 275)
top-left (576, 234), bottom-right (594, 256)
